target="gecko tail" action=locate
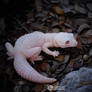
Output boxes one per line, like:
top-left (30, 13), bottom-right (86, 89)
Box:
top-left (5, 42), bottom-right (14, 59)
top-left (14, 53), bottom-right (57, 83)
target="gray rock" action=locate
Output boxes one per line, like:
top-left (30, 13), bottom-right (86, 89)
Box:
top-left (57, 67), bottom-right (92, 92)
top-left (87, 3), bottom-right (92, 11)
top-left (60, 0), bottom-right (69, 7)
top-left (63, 5), bottom-right (76, 13)
top-left (89, 48), bottom-right (92, 56)
top-left (88, 12), bottom-right (92, 18)
top-left (74, 4), bottom-right (87, 14)
top-left (77, 24), bottom-right (90, 34)
top-left (83, 54), bottom-right (89, 61)
top-left (50, 0), bottom-right (60, 3)
top-left (13, 86), bottom-right (22, 92)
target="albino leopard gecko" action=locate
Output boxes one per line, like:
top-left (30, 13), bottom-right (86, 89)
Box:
top-left (5, 31), bottom-right (77, 83)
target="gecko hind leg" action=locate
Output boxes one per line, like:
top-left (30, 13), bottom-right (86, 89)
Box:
top-left (24, 47), bottom-right (43, 63)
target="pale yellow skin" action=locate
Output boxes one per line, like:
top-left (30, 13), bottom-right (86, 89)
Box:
top-left (5, 31), bottom-right (77, 83)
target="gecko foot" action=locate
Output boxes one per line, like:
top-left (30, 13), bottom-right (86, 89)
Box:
top-left (29, 56), bottom-right (43, 62)
top-left (52, 51), bottom-right (59, 57)
top-left (6, 52), bottom-right (14, 60)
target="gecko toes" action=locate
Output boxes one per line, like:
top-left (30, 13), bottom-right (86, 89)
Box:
top-left (52, 51), bottom-right (59, 57)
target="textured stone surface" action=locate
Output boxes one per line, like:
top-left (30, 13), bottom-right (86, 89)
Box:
top-left (57, 67), bottom-right (92, 92)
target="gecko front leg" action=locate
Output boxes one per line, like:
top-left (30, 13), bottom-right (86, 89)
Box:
top-left (42, 42), bottom-right (59, 57)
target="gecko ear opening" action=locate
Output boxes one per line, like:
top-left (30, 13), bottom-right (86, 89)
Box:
top-left (65, 40), bottom-right (70, 44)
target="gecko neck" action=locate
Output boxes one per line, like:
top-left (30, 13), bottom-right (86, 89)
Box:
top-left (44, 33), bottom-right (59, 47)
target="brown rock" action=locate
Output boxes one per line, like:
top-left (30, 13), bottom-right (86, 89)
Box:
top-left (52, 28), bottom-right (60, 33)
top-left (55, 54), bottom-right (64, 62)
top-left (53, 6), bottom-right (64, 15)
top-left (40, 62), bottom-right (47, 72)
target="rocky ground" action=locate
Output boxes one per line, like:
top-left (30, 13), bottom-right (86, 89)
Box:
top-left (0, 0), bottom-right (92, 92)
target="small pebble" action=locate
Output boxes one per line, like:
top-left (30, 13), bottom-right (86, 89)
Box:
top-left (77, 24), bottom-right (90, 34)
top-left (83, 54), bottom-right (89, 61)
top-left (63, 55), bottom-right (70, 64)
top-left (67, 29), bottom-right (72, 32)
top-left (87, 3), bottom-right (92, 11)
top-left (18, 81), bottom-right (26, 86)
top-left (51, 0), bottom-right (60, 3)
top-left (50, 61), bottom-right (59, 73)
top-left (34, 84), bottom-right (44, 92)
top-left (52, 82), bottom-right (59, 91)
top-left (46, 64), bottom-right (52, 75)
top-left (64, 23), bottom-right (72, 28)
top-left (13, 86), bottom-right (22, 92)
top-left (41, 72), bottom-right (48, 77)
top-left (60, 0), bottom-right (69, 6)
top-left (88, 12), bottom-right (92, 18)
top-left (74, 4), bottom-right (87, 14)
top-left (52, 28), bottom-right (60, 33)
top-left (22, 85), bottom-right (30, 92)
top-left (89, 48), bottom-right (92, 56)
top-left (53, 6), bottom-right (64, 15)
top-left (40, 62), bottom-right (47, 72)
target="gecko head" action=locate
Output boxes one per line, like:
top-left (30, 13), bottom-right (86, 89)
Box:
top-left (54, 32), bottom-right (78, 48)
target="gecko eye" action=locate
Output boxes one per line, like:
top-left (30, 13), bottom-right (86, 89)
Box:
top-left (65, 40), bottom-right (70, 44)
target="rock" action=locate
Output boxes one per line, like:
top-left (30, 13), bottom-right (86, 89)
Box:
top-left (41, 72), bottom-right (48, 77)
top-left (77, 24), bottom-right (90, 34)
top-left (51, 22), bottom-right (60, 28)
top-left (22, 85), bottom-right (30, 92)
top-left (47, 82), bottom-right (59, 91)
top-left (72, 18), bottom-right (89, 27)
top-left (64, 23), bottom-right (72, 28)
top-left (83, 54), bottom-right (89, 61)
top-left (87, 3), bottom-right (92, 11)
top-left (89, 48), bottom-right (92, 56)
top-left (50, 0), bottom-right (60, 3)
top-left (74, 4), bottom-right (87, 14)
top-left (40, 62), bottom-right (47, 72)
top-left (53, 6), bottom-right (64, 15)
top-left (60, 0), bottom-right (69, 6)
top-left (67, 29), bottom-right (72, 32)
top-left (81, 38), bottom-right (88, 45)
top-left (34, 84), bottom-right (44, 92)
top-left (63, 6), bottom-right (76, 14)
top-left (63, 55), bottom-right (70, 64)
top-left (46, 64), bottom-right (52, 75)
top-left (76, 36), bottom-right (83, 49)
top-left (46, 84), bottom-right (54, 91)
top-left (81, 29), bottom-right (92, 45)
top-left (88, 12), bottom-right (92, 18)
top-left (83, 30), bottom-right (92, 36)
top-left (51, 61), bottom-right (60, 72)
top-left (49, 12), bottom-right (55, 17)
top-left (57, 67), bottom-right (92, 92)
top-left (55, 54), bottom-right (65, 62)
top-left (59, 16), bottom-right (65, 25)
top-left (13, 86), bottom-right (22, 92)
top-left (52, 28), bottom-right (60, 33)
top-left (66, 55), bottom-right (82, 71)
top-left (55, 54), bottom-right (70, 64)
top-left (18, 81), bottom-right (26, 85)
